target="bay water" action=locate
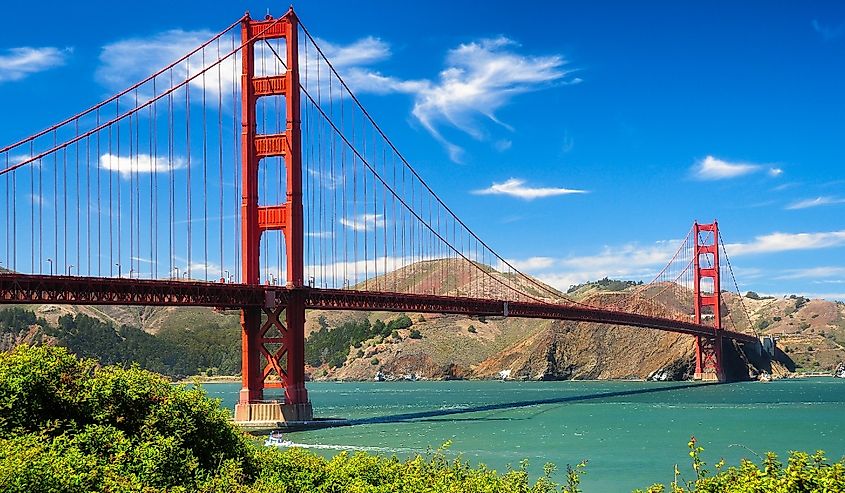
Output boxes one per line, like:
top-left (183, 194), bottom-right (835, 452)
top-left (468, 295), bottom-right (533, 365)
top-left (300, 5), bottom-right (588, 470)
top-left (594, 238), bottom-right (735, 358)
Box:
top-left (202, 379), bottom-right (845, 491)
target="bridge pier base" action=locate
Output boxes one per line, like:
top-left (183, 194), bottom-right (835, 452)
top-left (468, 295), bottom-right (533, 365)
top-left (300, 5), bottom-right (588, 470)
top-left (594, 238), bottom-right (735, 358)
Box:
top-left (693, 334), bottom-right (725, 382)
top-left (234, 401), bottom-right (313, 424)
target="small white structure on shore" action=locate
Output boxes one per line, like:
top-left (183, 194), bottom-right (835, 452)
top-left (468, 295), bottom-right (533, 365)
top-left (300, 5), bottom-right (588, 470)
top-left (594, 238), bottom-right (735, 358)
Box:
top-left (498, 369), bottom-right (512, 381)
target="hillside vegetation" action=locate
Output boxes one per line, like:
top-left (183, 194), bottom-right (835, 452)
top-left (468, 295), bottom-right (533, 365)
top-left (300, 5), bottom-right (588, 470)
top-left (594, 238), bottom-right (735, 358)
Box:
top-left (0, 308), bottom-right (239, 377)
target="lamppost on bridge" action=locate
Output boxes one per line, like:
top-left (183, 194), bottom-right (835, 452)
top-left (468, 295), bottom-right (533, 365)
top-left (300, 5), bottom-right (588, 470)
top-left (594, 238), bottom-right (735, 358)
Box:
top-left (308, 276), bottom-right (315, 288)
top-left (129, 268), bottom-right (135, 279)
top-left (46, 258), bottom-right (53, 276)
top-left (224, 270), bottom-right (230, 283)
top-left (67, 265), bottom-right (74, 276)
top-left (172, 267), bottom-right (179, 280)
top-left (115, 263), bottom-right (121, 278)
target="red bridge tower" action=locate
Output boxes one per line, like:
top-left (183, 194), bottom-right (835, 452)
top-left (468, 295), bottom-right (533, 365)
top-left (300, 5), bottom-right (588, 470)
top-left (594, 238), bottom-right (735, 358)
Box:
top-left (693, 221), bottom-right (724, 382)
top-left (234, 9), bottom-right (313, 423)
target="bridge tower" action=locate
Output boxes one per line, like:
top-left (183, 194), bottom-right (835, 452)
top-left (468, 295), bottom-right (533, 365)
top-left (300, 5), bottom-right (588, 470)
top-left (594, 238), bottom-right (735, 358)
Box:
top-left (693, 221), bottom-right (725, 382)
top-left (234, 8), bottom-right (313, 422)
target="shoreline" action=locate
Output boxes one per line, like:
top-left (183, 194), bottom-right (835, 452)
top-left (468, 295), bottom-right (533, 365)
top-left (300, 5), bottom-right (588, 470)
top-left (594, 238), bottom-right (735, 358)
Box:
top-left (177, 372), bottom-right (843, 385)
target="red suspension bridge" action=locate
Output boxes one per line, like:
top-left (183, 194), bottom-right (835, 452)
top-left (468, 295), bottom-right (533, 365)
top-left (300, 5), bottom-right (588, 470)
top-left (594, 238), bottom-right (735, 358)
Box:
top-left (0, 9), bottom-right (760, 423)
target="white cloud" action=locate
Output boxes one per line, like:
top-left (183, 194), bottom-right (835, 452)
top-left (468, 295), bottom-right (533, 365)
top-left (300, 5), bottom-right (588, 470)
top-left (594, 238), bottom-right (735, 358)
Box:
top-left (494, 139), bottom-right (512, 152)
top-left (505, 256), bottom-right (557, 271)
top-left (500, 230), bottom-right (845, 291)
top-left (313, 36), bottom-right (391, 71)
top-left (410, 38), bottom-right (572, 162)
top-left (501, 240), bottom-right (681, 290)
top-left (473, 178), bottom-right (587, 200)
top-left (785, 196), bottom-right (845, 210)
top-left (339, 213), bottom-right (386, 232)
top-left (97, 29), bottom-right (241, 98)
top-left (337, 37), bottom-right (574, 162)
top-left (100, 153), bottom-right (185, 177)
top-left (775, 267), bottom-right (845, 281)
top-left (768, 167), bottom-right (783, 177)
top-left (726, 230), bottom-right (845, 256)
top-left (692, 156), bottom-right (762, 180)
top-left (0, 47), bottom-right (71, 82)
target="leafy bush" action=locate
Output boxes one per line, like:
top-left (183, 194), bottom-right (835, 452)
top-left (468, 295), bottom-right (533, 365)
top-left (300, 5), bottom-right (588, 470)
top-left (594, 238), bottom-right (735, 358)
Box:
top-left (387, 315), bottom-right (413, 331)
top-left (0, 346), bottom-right (574, 492)
top-left (468, 325), bottom-right (477, 333)
top-left (0, 345), bottom-right (250, 491)
top-left (636, 437), bottom-right (845, 492)
top-left (409, 329), bottom-right (423, 339)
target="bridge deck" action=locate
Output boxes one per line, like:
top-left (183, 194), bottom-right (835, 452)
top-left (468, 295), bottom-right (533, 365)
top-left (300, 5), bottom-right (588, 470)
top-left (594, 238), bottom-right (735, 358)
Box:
top-left (0, 274), bottom-right (757, 343)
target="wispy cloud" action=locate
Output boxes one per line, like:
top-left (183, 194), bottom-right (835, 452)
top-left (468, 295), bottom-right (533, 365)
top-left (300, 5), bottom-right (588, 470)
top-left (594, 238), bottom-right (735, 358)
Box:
top-left (775, 267), bottom-right (845, 281)
top-left (502, 230), bottom-right (845, 291)
top-left (812, 19), bottom-right (845, 40)
top-left (339, 213), bottom-right (386, 232)
top-left (785, 196), bottom-right (845, 210)
top-left (726, 230), bottom-right (845, 256)
top-left (473, 178), bottom-right (587, 200)
top-left (100, 153), bottom-right (185, 177)
top-left (502, 240), bottom-right (681, 290)
top-left (97, 29), bottom-right (241, 97)
top-left (343, 37), bottom-right (576, 162)
top-left (0, 47), bottom-right (71, 83)
top-left (692, 155), bottom-right (780, 180)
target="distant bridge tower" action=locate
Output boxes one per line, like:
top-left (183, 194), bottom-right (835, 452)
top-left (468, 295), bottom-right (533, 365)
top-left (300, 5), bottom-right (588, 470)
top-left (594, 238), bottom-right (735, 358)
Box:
top-left (693, 221), bottom-right (724, 382)
top-left (235, 8), bottom-right (313, 423)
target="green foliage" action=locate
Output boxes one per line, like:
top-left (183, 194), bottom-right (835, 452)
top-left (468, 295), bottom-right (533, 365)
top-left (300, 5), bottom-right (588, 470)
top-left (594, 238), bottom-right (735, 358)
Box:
top-left (0, 345), bottom-right (249, 492)
top-left (0, 308), bottom-right (240, 377)
top-left (409, 329), bottom-right (423, 339)
top-left (387, 315), bottom-right (413, 331)
top-left (0, 308), bottom-right (47, 334)
top-left (636, 437), bottom-right (845, 493)
top-left (370, 357), bottom-right (380, 366)
top-left (3, 347), bottom-right (844, 492)
top-left (567, 277), bottom-right (642, 294)
top-left (467, 325), bottom-right (477, 334)
top-left (306, 316), bottom-right (410, 368)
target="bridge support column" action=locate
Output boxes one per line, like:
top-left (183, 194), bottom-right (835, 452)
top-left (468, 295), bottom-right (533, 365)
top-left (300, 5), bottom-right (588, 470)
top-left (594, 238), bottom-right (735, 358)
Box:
top-left (235, 8), bottom-right (312, 424)
top-left (693, 221), bottom-right (725, 382)
top-left (694, 333), bottom-right (725, 381)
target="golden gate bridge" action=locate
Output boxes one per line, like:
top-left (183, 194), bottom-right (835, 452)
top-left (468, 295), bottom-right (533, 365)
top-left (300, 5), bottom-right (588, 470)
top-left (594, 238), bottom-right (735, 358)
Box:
top-left (0, 9), bottom-right (760, 423)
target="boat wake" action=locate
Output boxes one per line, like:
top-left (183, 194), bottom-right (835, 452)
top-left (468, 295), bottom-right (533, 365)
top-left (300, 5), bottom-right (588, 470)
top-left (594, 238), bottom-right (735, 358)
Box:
top-left (267, 441), bottom-right (426, 454)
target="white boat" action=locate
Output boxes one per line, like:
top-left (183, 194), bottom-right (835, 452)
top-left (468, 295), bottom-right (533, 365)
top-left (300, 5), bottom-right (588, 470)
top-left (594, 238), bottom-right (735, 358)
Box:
top-left (264, 431), bottom-right (294, 447)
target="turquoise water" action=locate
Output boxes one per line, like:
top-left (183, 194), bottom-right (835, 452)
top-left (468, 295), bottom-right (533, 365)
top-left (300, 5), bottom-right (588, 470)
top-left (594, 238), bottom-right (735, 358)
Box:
top-left (203, 379), bottom-right (845, 491)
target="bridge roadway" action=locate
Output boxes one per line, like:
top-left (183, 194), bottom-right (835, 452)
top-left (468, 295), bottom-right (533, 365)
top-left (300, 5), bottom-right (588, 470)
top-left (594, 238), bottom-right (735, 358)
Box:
top-left (0, 273), bottom-right (757, 344)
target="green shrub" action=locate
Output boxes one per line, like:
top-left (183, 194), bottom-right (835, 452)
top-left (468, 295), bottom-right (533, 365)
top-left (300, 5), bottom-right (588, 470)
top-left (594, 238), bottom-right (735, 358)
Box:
top-left (468, 325), bottom-right (477, 333)
top-left (409, 329), bottom-right (423, 339)
top-left (636, 438), bottom-right (845, 492)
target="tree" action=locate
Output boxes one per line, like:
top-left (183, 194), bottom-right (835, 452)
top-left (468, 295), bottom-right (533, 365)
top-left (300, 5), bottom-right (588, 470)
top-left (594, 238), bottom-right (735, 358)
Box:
top-left (409, 329), bottom-right (422, 339)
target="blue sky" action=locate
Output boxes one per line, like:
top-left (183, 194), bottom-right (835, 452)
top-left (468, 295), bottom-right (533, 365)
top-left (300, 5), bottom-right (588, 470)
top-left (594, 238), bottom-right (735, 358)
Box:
top-left (1, 1), bottom-right (844, 299)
